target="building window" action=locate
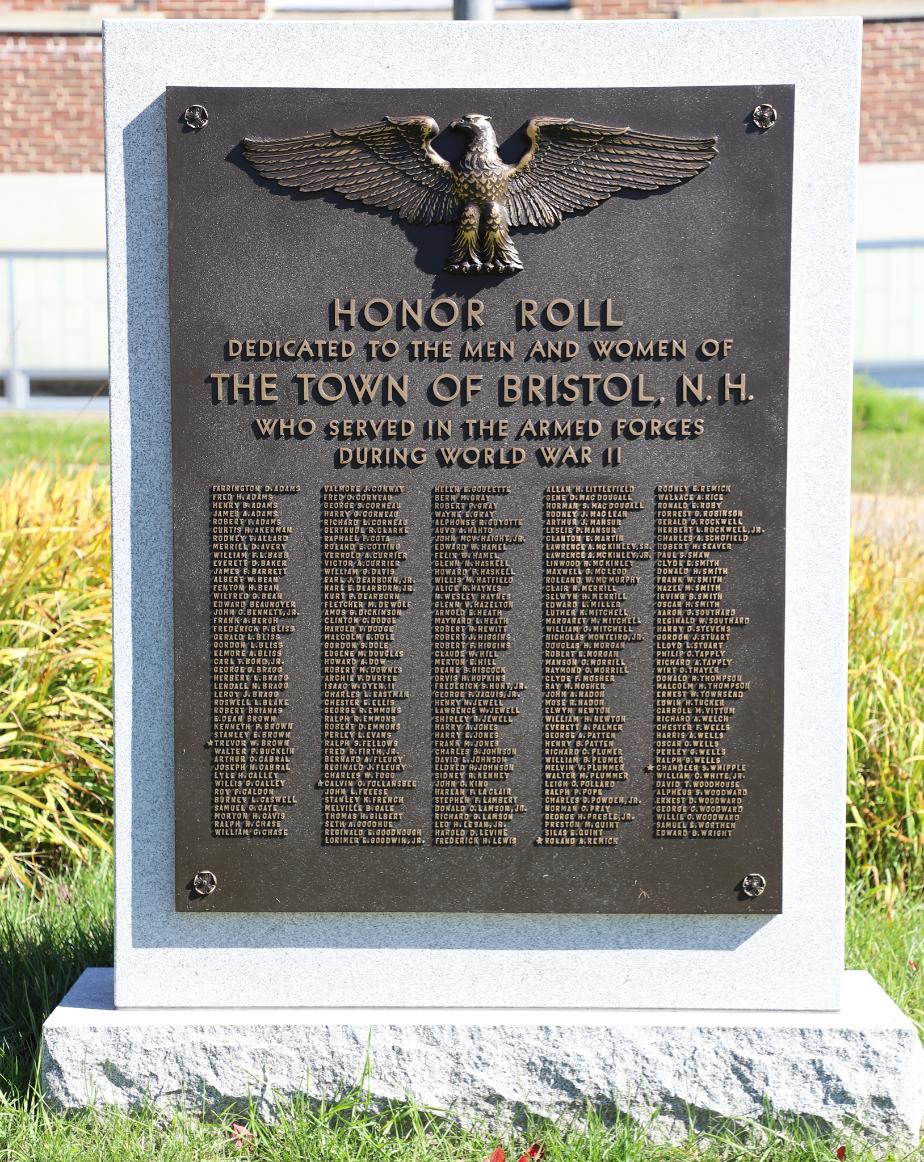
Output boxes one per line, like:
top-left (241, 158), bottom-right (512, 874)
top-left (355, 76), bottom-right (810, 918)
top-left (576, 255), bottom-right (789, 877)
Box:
top-left (28, 379), bottom-right (109, 400)
top-left (855, 241), bottom-right (924, 391)
top-left (1, 252), bottom-right (108, 409)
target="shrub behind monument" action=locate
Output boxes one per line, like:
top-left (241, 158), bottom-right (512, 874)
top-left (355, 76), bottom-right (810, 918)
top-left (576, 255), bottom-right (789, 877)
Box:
top-left (0, 465), bottom-right (112, 886)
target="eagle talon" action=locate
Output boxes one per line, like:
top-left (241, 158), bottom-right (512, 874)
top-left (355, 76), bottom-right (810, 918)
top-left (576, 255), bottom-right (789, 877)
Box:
top-left (483, 261), bottom-right (521, 276)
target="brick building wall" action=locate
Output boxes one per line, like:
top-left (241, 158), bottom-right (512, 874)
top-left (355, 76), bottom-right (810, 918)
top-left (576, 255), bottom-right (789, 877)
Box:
top-left (860, 18), bottom-right (924, 163)
top-left (576, 1), bottom-right (924, 164)
top-left (0, 0), bottom-right (922, 170)
top-left (0, 1), bottom-right (266, 173)
top-left (0, 35), bottom-right (101, 171)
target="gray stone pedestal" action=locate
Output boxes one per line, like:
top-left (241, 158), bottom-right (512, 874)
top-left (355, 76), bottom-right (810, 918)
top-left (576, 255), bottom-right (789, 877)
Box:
top-left (41, 969), bottom-right (924, 1149)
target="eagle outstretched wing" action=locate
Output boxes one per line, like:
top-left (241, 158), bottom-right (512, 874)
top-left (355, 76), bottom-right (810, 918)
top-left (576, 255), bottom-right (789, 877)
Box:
top-left (242, 116), bottom-right (458, 226)
top-left (507, 118), bottom-right (718, 229)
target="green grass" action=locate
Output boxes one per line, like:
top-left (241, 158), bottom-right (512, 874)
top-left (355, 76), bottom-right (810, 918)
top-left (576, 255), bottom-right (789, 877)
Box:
top-left (0, 1100), bottom-right (915, 1162)
top-left (2, 1099), bottom-right (912, 1162)
top-left (0, 857), bottom-right (112, 1100)
top-left (0, 414), bottom-right (109, 478)
top-left (851, 377), bottom-right (924, 495)
top-left (853, 378), bottom-right (924, 436)
top-left (852, 430), bottom-right (924, 495)
top-left (0, 859), bottom-right (921, 1160)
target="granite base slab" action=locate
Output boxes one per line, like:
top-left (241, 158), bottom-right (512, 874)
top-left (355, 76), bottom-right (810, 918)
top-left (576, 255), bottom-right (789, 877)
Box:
top-left (41, 969), bottom-right (923, 1149)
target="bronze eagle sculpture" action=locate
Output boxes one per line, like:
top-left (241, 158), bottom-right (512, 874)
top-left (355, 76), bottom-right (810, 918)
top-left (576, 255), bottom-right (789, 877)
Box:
top-left (243, 113), bottom-right (717, 276)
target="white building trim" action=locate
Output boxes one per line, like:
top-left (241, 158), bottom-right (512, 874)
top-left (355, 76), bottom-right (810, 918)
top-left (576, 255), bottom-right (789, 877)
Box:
top-left (0, 174), bottom-right (106, 254)
top-left (856, 162), bottom-right (924, 243)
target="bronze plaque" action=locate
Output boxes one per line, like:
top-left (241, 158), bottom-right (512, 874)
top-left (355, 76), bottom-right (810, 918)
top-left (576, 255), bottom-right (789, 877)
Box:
top-left (169, 85), bottom-right (791, 914)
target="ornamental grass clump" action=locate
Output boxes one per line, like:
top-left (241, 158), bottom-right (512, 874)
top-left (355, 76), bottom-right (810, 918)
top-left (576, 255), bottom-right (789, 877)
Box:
top-left (0, 465), bottom-right (112, 887)
top-left (847, 532), bottom-right (924, 903)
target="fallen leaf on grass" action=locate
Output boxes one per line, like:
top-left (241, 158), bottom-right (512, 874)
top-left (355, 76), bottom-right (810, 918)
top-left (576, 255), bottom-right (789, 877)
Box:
top-left (517, 1145), bottom-right (544, 1161)
top-left (229, 1122), bottom-right (254, 1149)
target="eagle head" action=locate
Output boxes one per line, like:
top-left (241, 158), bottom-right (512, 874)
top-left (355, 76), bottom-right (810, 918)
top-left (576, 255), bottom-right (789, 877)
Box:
top-left (451, 113), bottom-right (498, 147)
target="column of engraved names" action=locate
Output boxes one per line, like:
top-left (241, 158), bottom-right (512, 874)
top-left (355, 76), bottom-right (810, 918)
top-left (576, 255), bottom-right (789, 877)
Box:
top-left (321, 485), bottom-right (420, 846)
top-left (542, 485), bottom-right (649, 846)
top-left (653, 484), bottom-right (763, 838)
top-left (432, 485), bottom-right (525, 845)
top-left (210, 484), bottom-right (297, 839)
